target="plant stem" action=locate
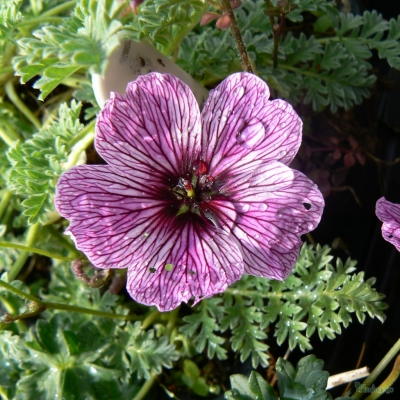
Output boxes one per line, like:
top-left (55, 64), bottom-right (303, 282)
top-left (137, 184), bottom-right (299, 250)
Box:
top-left (0, 190), bottom-right (13, 221)
top-left (142, 309), bottom-right (161, 330)
top-left (162, 3), bottom-right (208, 56)
top-left (0, 124), bottom-right (20, 146)
top-left (5, 81), bottom-right (41, 129)
top-left (64, 131), bottom-right (95, 170)
top-left (0, 241), bottom-right (75, 262)
top-left (221, 0), bottom-right (253, 73)
top-left (20, 0), bottom-right (77, 26)
top-left (0, 279), bottom-right (141, 321)
top-left (352, 338), bottom-right (400, 399)
top-left (268, 11), bottom-right (286, 69)
top-left (364, 355), bottom-right (400, 400)
top-left (70, 120), bottom-right (96, 147)
top-left (133, 374), bottom-right (158, 400)
top-left (7, 222), bottom-right (40, 281)
top-left (132, 308), bottom-right (179, 399)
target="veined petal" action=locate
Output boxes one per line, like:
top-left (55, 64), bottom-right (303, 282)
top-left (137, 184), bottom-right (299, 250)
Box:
top-left (222, 162), bottom-right (324, 279)
top-left (201, 73), bottom-right (301, 177)
top-left (126, 221), bottom-right (243, 311)
top-left (96, 73), bottom-right (201, 179)
top-left (55, 165), bottom-right (170, 269)
top-left (376, 197), bottom-right (400, 251)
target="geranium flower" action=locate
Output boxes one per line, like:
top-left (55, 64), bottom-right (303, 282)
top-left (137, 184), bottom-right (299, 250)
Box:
top-left (376, 197), bottom-right (400, 251)
top-left (55, 72), bottom-right (324, 311)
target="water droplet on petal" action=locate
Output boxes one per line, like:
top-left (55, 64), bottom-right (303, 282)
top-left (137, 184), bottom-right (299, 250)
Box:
top-left (236, 120), bottom-right (265, 150)
top-left (258, 203), bottom-right (268, 211)
top-left (254, 233), bottom-right (260, 239)
top-left (279, 150), bottom-right (287, 157)
top-left (232, 86), bottom-right (245, 99)
top-left (239, 203), bottom-right (250, 212)
top-left (281, 122), bottom-right (286, 128)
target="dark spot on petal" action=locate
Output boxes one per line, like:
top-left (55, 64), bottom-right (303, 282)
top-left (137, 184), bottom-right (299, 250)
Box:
top-left (189, 270), bottom-right (196, 275)
top-left (388, 235), bottom-right (393, 239)
top-left (139, 57), bottom-right (145, 67)
top-left (303, 202), bottom-right (312, 210)
top-left (157, 58), bottom-right (165, 67)
top-left (149, 267), bottom-right (156, 273)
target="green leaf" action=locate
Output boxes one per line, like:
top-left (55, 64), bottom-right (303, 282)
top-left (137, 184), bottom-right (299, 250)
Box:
top-left (124, 0), bottom-right (208, 56)
top-left (0, 330), bottom-right (27, 400)
top-left (13, 0), bottom-right (125, 99)
top-left (6, 100), bottom-right (89, 225)
top-left (225, 371), bottom-right (278, 400)
top-left (118, 321), bottom-right (179, 379)
top-left (34, 64), bottom-right (81, 101)
top-left (180, 297), bottom-right (227, 360)
top-left (16, 313), bottom-right (133, 400)
top-left (0, 0), bottom-right (22, 67)
top-left (277, 355), bottom-right (331, 400)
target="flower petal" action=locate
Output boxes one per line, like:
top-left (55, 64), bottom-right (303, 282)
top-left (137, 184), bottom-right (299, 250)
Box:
top-left (55, 164), bottom-right (169, 269)
top-left (223, 162), bottom-right (324, 279)
top-left (96, 73), bottom-right (201, 179)
top-left (126, 221), bottom-right (243, 311)
top-left (376, 197), bottom-right (400, 251)
top-left (55, 165), bottom-right (244, 311)
top-left (201, 72), bottom-right (302, 177)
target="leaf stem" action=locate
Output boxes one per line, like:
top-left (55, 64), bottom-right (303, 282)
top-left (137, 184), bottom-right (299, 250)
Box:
top-left (0, 279), bottom-right (141, 321)
top-left (162, 3), bottom-right (208, 56)
top-left (5, 81), bottom-right (41, 129)
top-left (0, 241), bottom-right (75, 262)
top-left (364, 355), bottom-right (400, 400)
top-left (7, 222), bottom-right (40, 281)
top-left (70, 120), bottom-right (96, 147)
top-left (19, 16), bottom-right (64, 28)
top-left (19, 0), bottom-right (77, 27)
top-left (352, 338), bottom-right (400, 399)
top-left (142, 309), bottom-right (161, 330)
top-left (221, 0), bottom-right (253, 73)
top-left (0, 123), bottom-right (20, 146)
top-left (269, 13), bottom-right (286, 69)
top-left (0, 190), bottom-right (13, 221)
top-left (64, 130), bottom-right (95, 170)
top-left (133, 373), bottom-right (158, 400)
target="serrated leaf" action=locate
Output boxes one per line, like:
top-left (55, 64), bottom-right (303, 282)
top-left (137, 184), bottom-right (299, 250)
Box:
top-left (16, 314), bottom-right (128, 400)
top-left (6, 100), bottom-right (88, 225)
top-left (276, 355), bottom-right (332, 400)
top-left (121, 321), bottom-right (179, 379)
top-left (226, 371), bottom-right (278, 400)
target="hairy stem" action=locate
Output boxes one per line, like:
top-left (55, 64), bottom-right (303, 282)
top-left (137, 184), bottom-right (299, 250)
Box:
top-left (221, 0), bottom-right (253, 73)
top-left (0, 279), bottom-right (141, 321)
top-left (352, 338), bottom-right (400, 399)
top-left (0, 241), bottom-right (75, 262)
top-left (5, 81), bottom-right (41, 129)
top-left (7, 222), bottom-right (40, 281)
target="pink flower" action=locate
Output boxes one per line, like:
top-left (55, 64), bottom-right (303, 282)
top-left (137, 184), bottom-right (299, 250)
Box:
top-left (376, 197), bottom-right (400, 251)
top-left (55, 72), bottom-right (324, 311)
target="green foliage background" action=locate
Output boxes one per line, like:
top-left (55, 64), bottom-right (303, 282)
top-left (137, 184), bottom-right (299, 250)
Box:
top-left (0, 0), bottom-right (397, 398)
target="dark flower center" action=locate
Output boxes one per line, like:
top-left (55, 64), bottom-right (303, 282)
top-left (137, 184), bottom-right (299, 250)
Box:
top-left (171, 160), bottom-right (218, 218)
